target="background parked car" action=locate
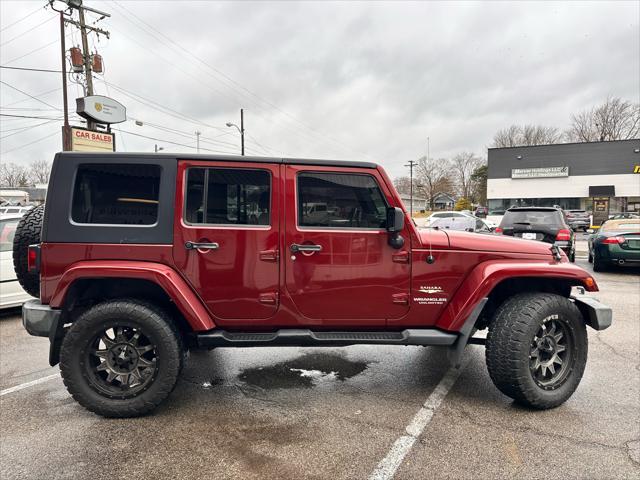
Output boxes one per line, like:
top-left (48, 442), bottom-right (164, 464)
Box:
top-left (0, 214), bottom-right (33, 309)
top-left (430, 215), bottom-right (493, 233)
top-left (588, 219), bottom-right (640, 271)
top-left (565, 209), bottom-right (591, 231)
top-left (495, 207), bottom-right (575, 261)
top-left (486, 209), bottom-right (505, 229)
top-left (474, 206), bottom-right (488, 218)
top-left (424, 210), bottom-right (474, 226)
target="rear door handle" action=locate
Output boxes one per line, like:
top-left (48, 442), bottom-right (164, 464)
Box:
top-left (185, 241), bottom-right (219, 250)
top-left (290, 244), bottom-right (322, 253)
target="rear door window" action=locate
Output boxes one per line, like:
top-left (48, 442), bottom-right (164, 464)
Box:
top-left (297, 172), bottom-right (387, 229)
top-left (71, 164), bottom-right (161, 225)
top-left (184, 167), bottom-right (270, 226)
top-left (501, 210), bottom-right (564, 227)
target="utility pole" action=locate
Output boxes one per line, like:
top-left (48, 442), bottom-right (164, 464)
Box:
top-left (59, 11), bottom-right (70, 150)
top-left (54, 0), bottom-right (110, 132)
top-left (195, 131), bottom-right (201, 153)
top-left (404, 160), bottom-right (418, 217)
top-left (240, 108), bottom-right (245, 156)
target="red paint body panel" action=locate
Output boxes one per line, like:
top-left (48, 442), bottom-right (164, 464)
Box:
top-left (282, 164), bottom-right (411, 326)
top-left (47, 259), bottom-right (215, 331)
top-left (436, 259), bottom-right (598, 333)
top-left (172, 160), bottom-right (281, 325)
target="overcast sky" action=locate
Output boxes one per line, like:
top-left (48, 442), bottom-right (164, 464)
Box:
top-left (1, 0), bottom-right (638, 179)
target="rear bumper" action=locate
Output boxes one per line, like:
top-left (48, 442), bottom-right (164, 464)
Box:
top-left (22, 299), bottom-right (61, 337)
top-left (572, 295), bottom-right (612, 331)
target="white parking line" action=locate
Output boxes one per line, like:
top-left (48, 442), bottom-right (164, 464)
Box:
top-left (369, 363), bottom-right (467, 480)
top-left (0, 373), bottom-right (59, 397)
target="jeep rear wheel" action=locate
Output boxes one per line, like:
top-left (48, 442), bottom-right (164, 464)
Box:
top-left (60, 300), bottom-right (183, 418)
top-left (12, 204), bottom-right (44, 298)
top-left (485, 293), bottom-right (587, 409)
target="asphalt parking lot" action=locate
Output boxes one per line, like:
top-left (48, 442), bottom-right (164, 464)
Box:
top-left (1, 258), bottom-right (638, 480)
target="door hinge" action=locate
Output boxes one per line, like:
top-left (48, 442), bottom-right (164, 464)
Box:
top-left (392, 251), bottom-right (410, 264)
top-left (259, 292), bottom-right (278, 305)
top-left (392, 293), bottom-right (410, 305)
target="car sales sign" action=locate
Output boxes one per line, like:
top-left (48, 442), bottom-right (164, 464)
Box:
top-left (512, 166), bottom-right (569, 179)
top-left (76, 95), bottom-right (126, 124)
top-left (71, 127), bottom-right (114, 152)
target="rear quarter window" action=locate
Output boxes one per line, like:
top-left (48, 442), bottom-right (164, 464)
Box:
top-left (71, 164), bottom-right (161, 225)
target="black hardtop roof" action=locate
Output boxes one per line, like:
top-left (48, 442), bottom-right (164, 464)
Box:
top-left (55, 151), bottom-right (378, 169)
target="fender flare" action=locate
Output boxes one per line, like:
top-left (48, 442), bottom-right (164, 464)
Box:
top-left (436, 260), bottom-right (598, 333)
top-left (50, 260), bottom-right (216, 331)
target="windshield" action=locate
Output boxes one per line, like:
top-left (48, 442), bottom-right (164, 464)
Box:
top-left (0, 219), bottom-right (18, 252)
top-left (501, 210), bottom-right (563, 227)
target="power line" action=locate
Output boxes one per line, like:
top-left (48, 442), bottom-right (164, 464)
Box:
top-left (3, 86), bottom-right (61, 107)
top-left (0, 15), bottom-right (56, 48)
top-left (0, 80), bottom-right (60, 110)
top-left (107, 4), bottom-right (361, 158)
top-left (0, 65), bottom-right (61, 73)
top-left (0, 5), bottom-right (46, 33)
top-left (112, 0), bottom-right (373, 161)
top-left (0, 119), bottom-right (59, 140)
top-left (0, 113), bottom-right (62, 120)
top-left (1, 129), bottom-right (59, 155)
top-left (113, 128), bottom-right (237, 155)
top-left (4, 32), bottom-right (71, 65)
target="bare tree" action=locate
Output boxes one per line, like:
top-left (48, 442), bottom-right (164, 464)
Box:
top-left (492, 125), bottom-right (522, 148)
top-left (492, 124), bottom-right (561, 147)
top-left (566, 97), bottom-right (640, 142)
top-left (29, 159), bottom-right (52, 184)
top-left (0, 162), bottom-right (30, 187)
top-left (393, 176), bottom-right (412, 195)
top-left (451, 152), bottom-right (482, 201)
top-left (415, 156), bottom-right (453, 209)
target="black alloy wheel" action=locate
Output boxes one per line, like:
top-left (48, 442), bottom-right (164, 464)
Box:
top-left (529, 317), bottom-right (574, 390)
top-left (85, 325), bottom-right (158, 399)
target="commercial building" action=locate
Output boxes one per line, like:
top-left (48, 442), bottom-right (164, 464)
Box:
top-left (487, 139), bottom-right (640, 214)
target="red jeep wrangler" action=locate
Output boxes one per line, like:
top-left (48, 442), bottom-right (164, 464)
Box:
top-left (16, 152), bottom-right (611, 417)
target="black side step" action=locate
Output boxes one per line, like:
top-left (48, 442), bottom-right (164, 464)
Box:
top-left (196, 328), bottom-right (458, 348)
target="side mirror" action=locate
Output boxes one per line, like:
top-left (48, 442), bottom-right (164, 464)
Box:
top-left (386, 207), bottom-right (405, 232)
top-left (386, 207), bottom-right (405, 249)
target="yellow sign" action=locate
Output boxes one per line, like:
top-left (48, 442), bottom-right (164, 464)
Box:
top-left (634, 165), bottom-right (640, 173)
top-left (71, 127), bottom-right (114, 152)
top-left (94, 102), bottom-right (103, 112)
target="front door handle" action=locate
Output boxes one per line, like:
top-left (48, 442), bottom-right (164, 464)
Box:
top-left (185, 241), bottom-right (219, 250)
top-left (290, 243), bottom-right (322, 253)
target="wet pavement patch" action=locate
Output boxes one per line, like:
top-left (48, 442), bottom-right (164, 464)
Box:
top-left (238, 353), bottom-right (368, 390)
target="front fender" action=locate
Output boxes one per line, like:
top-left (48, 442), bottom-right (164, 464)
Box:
top-left (436, 260), bottom-right (598, 333)
top-left (50, 260), bottom-right (216, 331)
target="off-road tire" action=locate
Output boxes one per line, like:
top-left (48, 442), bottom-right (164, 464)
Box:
top-left (60, 299), bottom-right (183, 418)
top-left (486, 293), bottom-right (587, 409)
top-left (12, 204), bottom-right (44, 298)
top-left (568, 249), bottom-right (576, 263)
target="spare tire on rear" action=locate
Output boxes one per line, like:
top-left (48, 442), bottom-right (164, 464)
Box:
top-left (12, 204), bottom-right (44, 298)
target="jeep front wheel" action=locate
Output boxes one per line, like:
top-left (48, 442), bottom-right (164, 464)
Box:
top-left (485, 293), bottom-right (587, 409)
top-left (60, 300), bottom-right (183, 418)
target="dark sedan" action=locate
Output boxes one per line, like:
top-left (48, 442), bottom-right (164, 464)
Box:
top-left (588, 219), bottom-right (640, 271)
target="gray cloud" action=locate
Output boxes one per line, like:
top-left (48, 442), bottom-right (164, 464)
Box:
top-left (1, 0), bottom-right (638, 179)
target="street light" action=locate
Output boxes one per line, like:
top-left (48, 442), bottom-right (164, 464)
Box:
top-left (226, 108), bottom-right (245, 155)
top-left (154, 144), bottom-right (164, 153)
